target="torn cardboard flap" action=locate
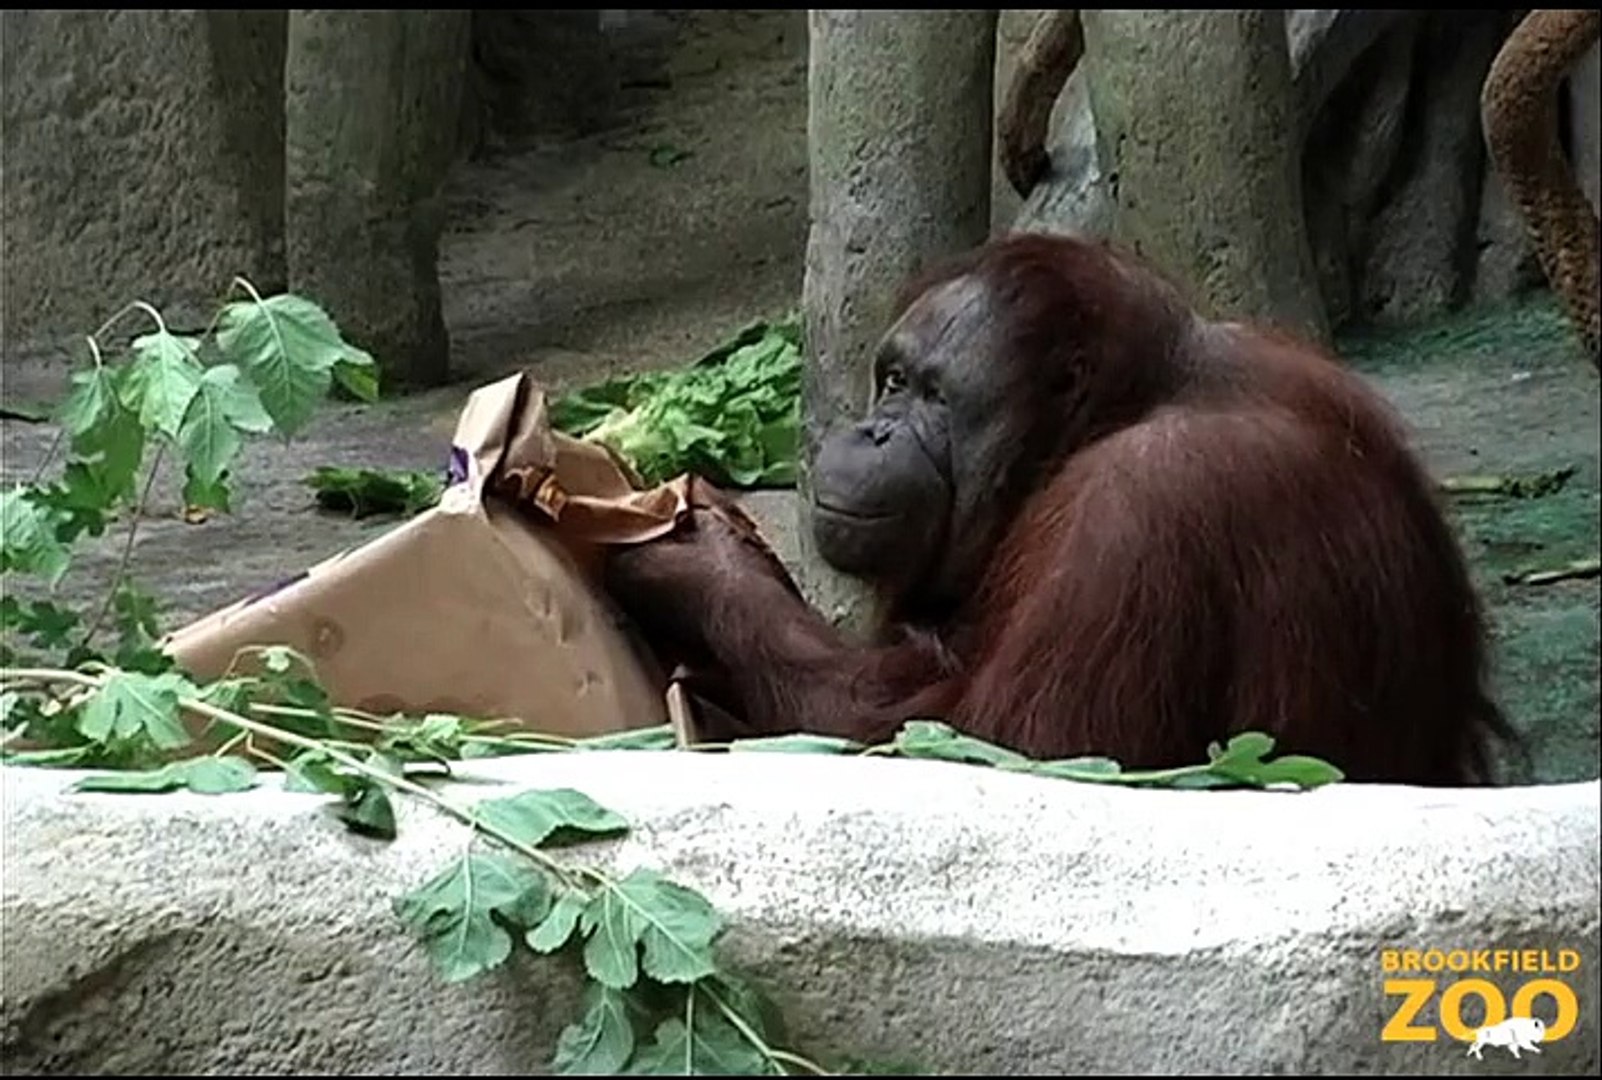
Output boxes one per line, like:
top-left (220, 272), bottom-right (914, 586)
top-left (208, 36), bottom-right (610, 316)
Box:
top-left (163, 369), bottom-right (721, 750)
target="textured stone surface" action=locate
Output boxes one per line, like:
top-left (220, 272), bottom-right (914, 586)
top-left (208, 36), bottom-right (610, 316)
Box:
top-left (1014, 11), bottom-right (1403, 254)
top-left (1012, 10), bottom-right (1544, 330)
top-left (798, 10), bottom-right (996, 632)
top-left (0, 10), bottom-right (286, 351)
top-left (1081, 10), bottom-right (1329, 341)
top-left (2, 754), bottom-right (1597, 1074)
top-left (284, 10), bottom-right (471, 391)
top-left (1475, 162), bottom-right (1548, 305)
top-left (1357, 14), bottom-right (1508, 324)
top-left (1570, 42), bottom-right (1600, 215)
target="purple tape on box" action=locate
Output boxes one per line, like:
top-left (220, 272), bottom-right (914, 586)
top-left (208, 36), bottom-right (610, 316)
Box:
top-left (447, 445), bottom-right (470, 487)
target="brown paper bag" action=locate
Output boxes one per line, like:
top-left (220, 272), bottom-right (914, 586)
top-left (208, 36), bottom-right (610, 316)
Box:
top-left (164, 371), bottom-right (698, 747)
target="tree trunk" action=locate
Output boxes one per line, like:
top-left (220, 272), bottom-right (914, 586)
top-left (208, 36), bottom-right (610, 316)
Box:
top-left (284, 11), bottom-right (470, 391)
top-left (798, 9), bottom-right (997, 635)
top-left (1081, 11), bottom-right (1330, 342)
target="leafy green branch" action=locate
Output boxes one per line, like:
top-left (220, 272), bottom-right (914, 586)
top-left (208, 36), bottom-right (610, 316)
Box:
top-left (2, 279), bottom-right (378, 680)
top-left (0, 652), bottom-right (832, 1075)
top-left (2, 636), bottom-right (1344, 1076)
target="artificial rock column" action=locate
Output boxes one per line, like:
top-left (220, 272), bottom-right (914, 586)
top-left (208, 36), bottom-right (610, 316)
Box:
top-left (798, 9), bottom-right (998, 633)
top-left (283, 10), bottom-right (470, 390)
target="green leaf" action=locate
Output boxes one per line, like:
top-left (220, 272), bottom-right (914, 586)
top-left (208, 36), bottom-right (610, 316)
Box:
top-left (891, 720), bottom-right (1034, 769)
top-left (3, 745), bottom-right (98, 768)
top-left (1210, 731), bottom-right (1276, 765)
top-left (1, 487), bottom-right (72, 586)
top-left (74, 756), bottom-right (258, 795)
top-left (1249, 755), bottom-right (1346, 788)
top-left (552, 983), bottom-right (637, 1076)
top-left (74, 670), bottom-right (196, 750)
top-left (55, 365), bottom-right (119, 438)
top-left (197, 676), bottom-right (257, 716)
top-left (303, 465), bottom-right (443, 519)
top-left (205, 363), bottom-right (275, 433)
top-left (376, 712), bottom-right (468, 764)
top-left (474, 788), bottom-right (631, 850)
top-left (215, 293), bottom-right (354, 434)
top-left (365, 747), bottom-right (406, 780)
top-left (174, 395), bottom-right (238, 486)
top-left (627, 1000), bottom-right (770, 1077)
top-left (574, 725), bottom-right (678, 751)
top-left (582, 889), bottom-right (644, 990)
top-left (628, 872), bottom-right (723, 985)
top-left (333, 347), bottom-right (381, 403)
top-left (34, 461), bottom-right (117, 541)
top-left (1200, 732), bottom-right (1344, 790)
top-left (176, 364), bottom-right (270, 486)
top-left (728, 733), bottom-right (862, 754)
top-left (125, 330), bottom-right (204, 438)
top-left (394, 850), bottom-right (551, 983)
top-left (183, 466), bottom-right (233, 512)
top-left (554, 316), bottom-right (804, 489)
top-left (1030, 756), bottom-right (1125, 782)
top-left (113, 582), bottom-right (164, 642)
top-left (178, 756), bottom-right (258, 794)
top-left (1211, 752), bottom-right (1345, 790)
top-left (70, 384), bottom-right (147, 502)
top-left (11, 599), bottom-right (81, 649)
top-left (1164, 772), bottom-right (1236, 790)
top-left (112, 642), bottom-right (175, 678)
top-left (580, 868), bottom-right (722, 990)
top-left (283, 749), bottom-right (345, 794)
top-left (336, 777), bottom-right (397, 839)
top-left (527, 888), bottom-right (590, 954)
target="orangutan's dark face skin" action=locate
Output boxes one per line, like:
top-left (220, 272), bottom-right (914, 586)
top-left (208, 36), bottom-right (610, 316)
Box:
top-left (810, 276), bottom-right (1029, 601)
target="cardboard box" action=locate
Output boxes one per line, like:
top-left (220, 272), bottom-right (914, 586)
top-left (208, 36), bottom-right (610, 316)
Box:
top-left (164, 371), bottom-right (696, 746)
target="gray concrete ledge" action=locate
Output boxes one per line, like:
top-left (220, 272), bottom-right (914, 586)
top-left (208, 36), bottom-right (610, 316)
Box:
top-left (2, 753), bottom-right (1598, 1075)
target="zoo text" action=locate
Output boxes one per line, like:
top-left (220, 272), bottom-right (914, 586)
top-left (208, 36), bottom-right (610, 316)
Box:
top-left (1380, 948), bottom-right (1583, 1044)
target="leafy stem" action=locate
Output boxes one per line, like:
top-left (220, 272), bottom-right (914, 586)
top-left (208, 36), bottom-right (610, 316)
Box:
top-left (0, 666), bottom-right (590, 891)
top-left (76, 440), bottom-right (168, 651)
top-left (91, 299), bottom-right (170, 347)
top-left (0, 663), bottom-right (835, 1076)
top-left (702, 983), bottom-right (829, 1076)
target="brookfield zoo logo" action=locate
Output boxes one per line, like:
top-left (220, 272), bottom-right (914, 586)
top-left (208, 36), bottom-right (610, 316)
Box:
top-left (1381, 948), bottom-right (1584, 1060)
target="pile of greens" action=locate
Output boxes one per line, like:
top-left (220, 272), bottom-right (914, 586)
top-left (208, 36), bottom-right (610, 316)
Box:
top-left (549, 315), bottom-right (803, 488)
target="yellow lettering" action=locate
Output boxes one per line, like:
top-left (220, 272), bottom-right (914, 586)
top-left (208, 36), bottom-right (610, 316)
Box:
top-left (1512, 978), bottom-right (1580, 1042)
top-left (1521, 949), bottom-right (1539, 971)
top-left (1381, 949), bottom-right (1401, 973)
top-left (1559, 949), bottom-right (1582, 973)
top-left (1382, 979), bottom-right (1439, 1042)
top-left (1401, 951), bottom-right (1421, 973)
top-left (1439, 978), bottom-right (1505, 1041)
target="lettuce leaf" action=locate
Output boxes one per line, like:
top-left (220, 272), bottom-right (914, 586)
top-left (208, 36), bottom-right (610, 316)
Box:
top-left (549, 316), bottom-right (803, 489)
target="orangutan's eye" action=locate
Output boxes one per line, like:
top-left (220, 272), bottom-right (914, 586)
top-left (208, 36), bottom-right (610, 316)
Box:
top-left (882, 368), bottom-right (907, 395)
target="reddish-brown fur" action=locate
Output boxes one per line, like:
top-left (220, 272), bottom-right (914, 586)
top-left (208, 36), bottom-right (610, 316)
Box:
top-left (607, 234), bottom-right (1515, 786)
